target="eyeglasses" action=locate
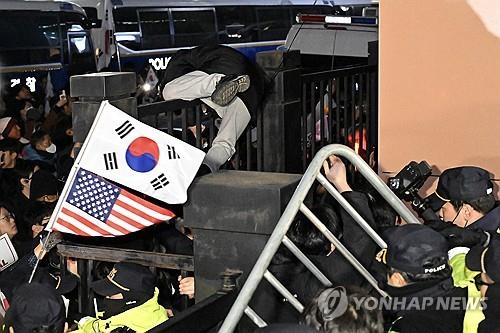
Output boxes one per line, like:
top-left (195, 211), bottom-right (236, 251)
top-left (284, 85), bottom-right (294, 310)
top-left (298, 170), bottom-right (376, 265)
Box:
top-left (474, 274), bottom-right (494, 290)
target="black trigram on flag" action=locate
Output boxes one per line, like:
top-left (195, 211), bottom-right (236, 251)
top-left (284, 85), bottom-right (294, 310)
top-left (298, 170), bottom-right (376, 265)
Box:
top-left (115, 120), bottom-right (135, 139)
top-left (166, 145), bottom-right (180, 160)
top-left (151, 173), bottom-right (169, 190)
top-left (104, 152), bottom-right (118, 170)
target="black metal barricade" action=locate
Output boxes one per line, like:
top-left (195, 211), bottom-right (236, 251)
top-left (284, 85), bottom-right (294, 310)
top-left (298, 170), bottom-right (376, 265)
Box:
top-left (137, 100), bottom-right (263, 172)
top-left (300, 65), bottom-right (378, 171)
top-left (57, 244), bottom-right (194, 316)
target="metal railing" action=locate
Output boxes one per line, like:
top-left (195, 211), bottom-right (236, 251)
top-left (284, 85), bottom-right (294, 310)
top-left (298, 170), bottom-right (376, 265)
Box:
top-left (300, 65), bottom-right (378, 171)
top-left (137, 100), bottom-right (263, 171)
top-left (136, 64), bottom-right (377, 174)
top-left (149, 270), bottom-right (242, 333)
top-left (219, 144), bottom-right (419, 332)
top-left (57, 243), bottom-right (194, 316)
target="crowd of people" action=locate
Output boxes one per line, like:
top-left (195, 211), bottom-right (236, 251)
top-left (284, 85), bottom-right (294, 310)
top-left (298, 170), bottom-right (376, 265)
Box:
top-left (257, 160), bottom-right (500, 333)
top-left (0, 81), bottom-right (199, 332)
top-left (0, 48), bottom-right (499, 333)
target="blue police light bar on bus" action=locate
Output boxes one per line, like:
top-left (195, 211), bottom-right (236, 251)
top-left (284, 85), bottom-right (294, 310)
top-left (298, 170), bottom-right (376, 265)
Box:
top-left (297, 14), bottom-right (378, 26)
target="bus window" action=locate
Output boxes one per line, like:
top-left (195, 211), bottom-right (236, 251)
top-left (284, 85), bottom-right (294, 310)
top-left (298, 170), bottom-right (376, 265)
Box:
top-left (216, 6), bottom-right (257, 44)
top-left (82, 7), bottom-right (101, 28)
top-left (138, 10), bottom-right (172, 50)
top-left (255, 7), bottom-right (292, 41)
top-left (291, 5), bottom-right (332, 17)
top-left (171, 9), bottom-right (217, 48)
top-left (0, 12), bottom-right (60, 66)
top-left (114, 7), bottom-right (140, 33)
top-left (68, 32), bottom-right (95, 75)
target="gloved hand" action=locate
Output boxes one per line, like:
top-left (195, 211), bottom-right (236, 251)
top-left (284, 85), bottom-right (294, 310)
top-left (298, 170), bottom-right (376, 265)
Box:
top-left (439, 226), bottom-right (490, 248)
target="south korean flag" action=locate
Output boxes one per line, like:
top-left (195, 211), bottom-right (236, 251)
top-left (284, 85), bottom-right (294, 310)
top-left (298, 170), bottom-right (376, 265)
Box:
top-left (78, 101), bottom-right (205, 204)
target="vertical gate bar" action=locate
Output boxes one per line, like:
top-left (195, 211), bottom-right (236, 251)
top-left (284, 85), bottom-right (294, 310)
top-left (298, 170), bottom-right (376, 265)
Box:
top-left (359, 73), bottom-right (365, 161)
top-left (257, 106), bottom-right (263, 171)
top-left (342, 76), bottom-right (348, 145)
top-left (351, 75), bottom-right (356, 151)
top-left (335, 76), bottom-right (341, 143)
top-left (246, 127), bottom-right (252, 171)
top-left (319, 80), bottom-right (325, 147)
top-left (301, 82), bottom-right (308, 171)
top-left (209, 114), bottom-right (215, 148)
top-left (181, 108), bottom-right (188, 142)
top-left (196, 105), bottom-right (202, 149)
top-left (167, 108), bottom-right (173, 135)
top-left (327, 79), bottom-right (333, 143)
top-left (310, 83), bottom-right (316, 157)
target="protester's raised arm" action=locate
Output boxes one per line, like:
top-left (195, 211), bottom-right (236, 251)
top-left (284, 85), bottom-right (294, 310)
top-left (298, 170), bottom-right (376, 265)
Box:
top-left (322, 155), bottom-right (352, 193)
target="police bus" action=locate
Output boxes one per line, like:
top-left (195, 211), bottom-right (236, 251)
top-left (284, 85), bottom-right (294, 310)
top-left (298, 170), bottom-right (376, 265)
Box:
top-left (0, 1), bottom-right (95, 111)
top-left (63, 0), bottom-right (374, 102)
top-left (52, 0), bottom-right (115, 71)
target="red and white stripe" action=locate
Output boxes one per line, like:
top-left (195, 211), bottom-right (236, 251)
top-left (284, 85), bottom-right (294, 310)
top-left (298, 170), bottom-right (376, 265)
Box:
top-left (51, 189), bottom-right (175, 237)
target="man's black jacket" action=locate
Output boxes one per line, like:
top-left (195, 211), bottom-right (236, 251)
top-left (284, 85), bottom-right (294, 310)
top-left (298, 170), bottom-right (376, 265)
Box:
top-left (254, 190), bottom-right (379, 323)
top-left (387, 278), bottom-right (466, 333)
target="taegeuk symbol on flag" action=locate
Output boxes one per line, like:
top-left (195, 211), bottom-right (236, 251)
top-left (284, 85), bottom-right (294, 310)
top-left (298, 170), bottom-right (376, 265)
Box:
top-left (78, 101), bottom-right (205, 204)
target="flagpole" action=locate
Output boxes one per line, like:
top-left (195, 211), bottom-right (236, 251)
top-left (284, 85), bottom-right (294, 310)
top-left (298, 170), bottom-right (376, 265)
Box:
top-left (73, 100), bottom-right (110, 165)
top-left (28, 101), bottom-right (110, 283)
top-left (28, 164), bottom-right (79, 283)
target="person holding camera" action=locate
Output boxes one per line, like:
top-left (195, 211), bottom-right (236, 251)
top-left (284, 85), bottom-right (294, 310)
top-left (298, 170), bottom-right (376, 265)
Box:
top-left (428, 167), bottom-right (498, 231)
top-left (420, 166), bottom-right (499, 329)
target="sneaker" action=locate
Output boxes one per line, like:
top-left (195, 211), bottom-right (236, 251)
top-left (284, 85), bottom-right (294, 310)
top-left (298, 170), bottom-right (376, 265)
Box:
top-left (211, 75), bottom-right (250, 106)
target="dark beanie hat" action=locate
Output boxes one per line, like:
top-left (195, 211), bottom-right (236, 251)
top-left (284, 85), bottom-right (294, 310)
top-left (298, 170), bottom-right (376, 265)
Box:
top-left (4, 282), bottom-right (66, 333)
top-left (30, 169), bottom-right (60, 200)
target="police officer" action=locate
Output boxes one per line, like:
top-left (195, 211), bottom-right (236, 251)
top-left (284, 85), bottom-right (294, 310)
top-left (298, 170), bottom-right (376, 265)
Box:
top-left (424, 167), bottom-right (496, 294)
top-left (377, 224), bottom-right (470, 333)
top-left (428, 166), bottom-right (498, 231)
top-left (466, 235), bottom-right (500, 333)
top-left (76, 262), bottom-right (168, 333)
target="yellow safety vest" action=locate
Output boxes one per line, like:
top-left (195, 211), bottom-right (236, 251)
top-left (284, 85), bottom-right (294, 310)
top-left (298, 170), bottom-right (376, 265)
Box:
top-left (449, 250), bottom-right (484, 333)
top-left (75, 288), bottom-right (168, 333)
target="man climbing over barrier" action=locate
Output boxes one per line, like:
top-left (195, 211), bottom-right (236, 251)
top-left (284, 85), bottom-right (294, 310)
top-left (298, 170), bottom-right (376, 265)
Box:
top-left (161, 44), bottom-right (268, 175)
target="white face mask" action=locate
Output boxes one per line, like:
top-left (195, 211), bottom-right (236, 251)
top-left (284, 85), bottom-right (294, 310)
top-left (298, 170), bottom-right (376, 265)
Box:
top-left (45, 143), bottom-right (57, 154)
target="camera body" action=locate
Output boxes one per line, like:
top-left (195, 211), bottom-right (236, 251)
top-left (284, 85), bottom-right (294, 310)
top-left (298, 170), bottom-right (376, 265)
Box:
top-left (388, 161), bottom-right (432, 201)
top-left (388, 161), bottom-right (437, 219)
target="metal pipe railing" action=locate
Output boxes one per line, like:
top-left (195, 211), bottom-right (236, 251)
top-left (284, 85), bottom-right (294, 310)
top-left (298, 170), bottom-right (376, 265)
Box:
top-left (244, 307), bottom-right (267, 328)
top-left (219, 144), bottom-right (419, 333)
top-left (299, 204), bottom-right (388, 297)
top-left (282, 236), bottom-right (331, 287)
top-left (316, 173), bottom-right (387, 248)
top-left (264, 270), bottom-right (305, 313)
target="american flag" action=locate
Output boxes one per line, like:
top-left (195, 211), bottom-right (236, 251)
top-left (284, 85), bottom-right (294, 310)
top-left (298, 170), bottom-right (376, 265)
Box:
top-left (51, 168), bottom-right (175, 236)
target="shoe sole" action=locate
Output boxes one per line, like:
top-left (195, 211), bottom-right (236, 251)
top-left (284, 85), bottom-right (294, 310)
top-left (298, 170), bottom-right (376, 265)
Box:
top-left (211, 75), bottom-right (250, 106)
